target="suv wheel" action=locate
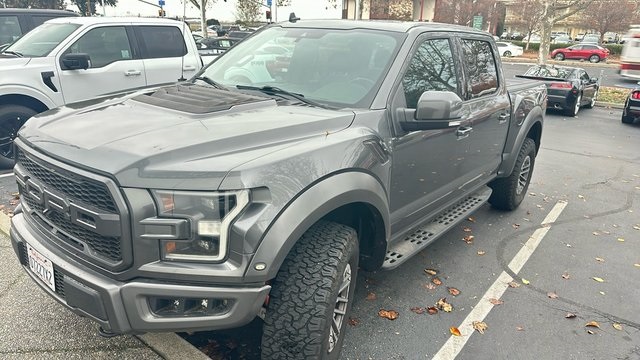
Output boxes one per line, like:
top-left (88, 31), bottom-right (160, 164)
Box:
top-left (554, 53), bottom-right (565, 60)
top-left (0, 105), bottom-right (37, 168)
top-left (589, 54), bottom-right (601, 63)
top-left (262, 221), bottom-right (359, 360)
top-left (504, 50), bottom-right (512, 57)
top-left (489, 138), bottom-right (537, 211)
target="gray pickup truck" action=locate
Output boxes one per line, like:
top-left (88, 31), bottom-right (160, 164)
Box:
top-left (10, 19), bottom-right (546, 359)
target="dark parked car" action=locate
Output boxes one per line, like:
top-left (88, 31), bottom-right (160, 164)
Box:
top-left (550, 43), bottom-right (609, 63)
top-left (0, 8), bottom-right (78, 49)
top-left (517, 65), bottom-right (599, 116)
top-left (622, 87), bottom-right (640, 124)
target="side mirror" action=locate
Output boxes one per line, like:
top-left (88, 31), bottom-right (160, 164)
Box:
top-left (60, 53), bottom-right (90, 70)
top-left (589, 77), bottom-right (598, 84)
top-left (398, 91), bottom-right (463, 131)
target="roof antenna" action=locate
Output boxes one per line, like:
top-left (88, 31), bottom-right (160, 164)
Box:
top-left (289, 12), bottom-right (300, 23)
top-left (178, 0), bottom-right (187, 81)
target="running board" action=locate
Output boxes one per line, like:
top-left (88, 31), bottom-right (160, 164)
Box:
top-left (382, 187), bottom-right (492, 270)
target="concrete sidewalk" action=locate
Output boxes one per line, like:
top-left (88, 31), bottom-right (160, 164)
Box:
top-left (0, 212), bottom-right (209, 360)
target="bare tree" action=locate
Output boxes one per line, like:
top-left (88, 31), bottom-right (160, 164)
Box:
top-left (434, 0), bottom-right (496, 27)
top-left (236, 0), bottom-right (261, 24)
top-left (537, 0), bottom-right (596, 64)
top-left (583, 0), bottom-right (640, 43)
top-left (510, 0), bottom-right (544, 50)
top-left (187, 0), bottom-right (217, 39)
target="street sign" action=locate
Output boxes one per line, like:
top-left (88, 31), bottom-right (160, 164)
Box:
top-left (266, 0), bottom-right (272, 6)
top-left (158, 0), bottom-right (165, 6)
top-left (472, 15), bottom-right (483, 30)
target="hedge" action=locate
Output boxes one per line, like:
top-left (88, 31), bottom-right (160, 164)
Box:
top-left (510, 41), bottom-right (624, 55)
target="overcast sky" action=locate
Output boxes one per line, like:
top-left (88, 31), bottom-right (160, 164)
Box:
top-left (69, 0), bottom-right (342, 23)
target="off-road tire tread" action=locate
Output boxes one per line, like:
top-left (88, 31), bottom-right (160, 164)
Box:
top-left (0, 104), bottom-right (37, 168)
top-left (261, 220), bottom-right (358, 360)
top-left (489, 138), bottom-right (536, 211)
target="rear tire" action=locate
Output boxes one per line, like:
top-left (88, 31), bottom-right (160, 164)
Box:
top-left (0, 104), bottom-right (37, 168)
top-left (261, 221), bottom-right (359, 360)
top-left (564, 94), bottom-right (582, 117)
top-left (585, 89), bottom-right (598, 109)
top-left (622, 112), bottom-right (635, 124)
top-left (489, 138), bottom-right (536, 211)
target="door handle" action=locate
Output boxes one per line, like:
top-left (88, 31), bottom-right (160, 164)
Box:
top-left (183, 65), bottom-right (196, 71)
top-left (124, 70), bottom-right (142, 76)
top-left (498, 113), bottom-right (509, 124)
top-left (456, 126), bottom-right (472, 138)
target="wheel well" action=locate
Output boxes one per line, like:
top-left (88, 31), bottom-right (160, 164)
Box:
top-left (0, 94), bottom-right (49, 113)
top-left (526, 120), bottom-right (542, 154)
top-left (322, 202), bottom-right (386, 271)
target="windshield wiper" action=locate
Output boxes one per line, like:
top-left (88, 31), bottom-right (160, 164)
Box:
top-left (194, 76), bottom-right (227, 90)
top-left (235, 85), bottom-right (331, 109)
top-left (2, 50), bottom-right (23, 57)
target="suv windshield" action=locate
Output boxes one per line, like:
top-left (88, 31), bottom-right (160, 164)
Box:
top-left (199, 26), bottom-right (403, 108)
top-left (5, 23), bottom-right (80, 57)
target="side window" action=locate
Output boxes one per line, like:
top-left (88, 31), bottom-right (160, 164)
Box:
top-left (0, 16), bottom-right (23, 44)
top-left (580, 71), bottom-right (590, 82)
top-left (137, 26), bottom-right (187, 59)
top-left (461, 39), bottom-right (498, 99)
top-left (401, 38), bottom-right (460, 109)
top-left (66, 26), bottom-right (132, 68)
top-left (31, 15), bottom-right (59, 28)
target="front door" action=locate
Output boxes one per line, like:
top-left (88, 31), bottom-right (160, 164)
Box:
top-left (56, 25), bottom-right (146, 105)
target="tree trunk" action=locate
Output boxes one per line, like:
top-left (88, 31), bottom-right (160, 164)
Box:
top-left (537, 1), bottom-right (552, 65)
top-left (201, 3), bottom-right (207, 39)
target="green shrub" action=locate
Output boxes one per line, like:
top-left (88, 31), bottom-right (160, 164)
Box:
top-left (510, 41), bottom-right (623, 55)
top-left (603, 44), bottom-right (623, 55)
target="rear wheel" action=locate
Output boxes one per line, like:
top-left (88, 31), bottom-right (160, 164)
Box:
top-left (622, 110), bottom-right (635, 124)
top-left (504, 50), bottom-right (512, 57)
top-left (554, 53), bottom-right (565, 61)
top-left (261, 221), bottom-right (359, 360)
top-left (564, 93), bottom-right (582, 117)
top-left (0, 105), bottom-right (37, 168)
top-left (489, 138), bottom-right (536, 211)
top-left (589, 54), bottom-right (601, 63)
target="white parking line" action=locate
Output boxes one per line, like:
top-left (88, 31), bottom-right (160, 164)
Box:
top-left (0, 172), bottom-right (15, 178)
top-left (432, 200), bottom-right (568, 360)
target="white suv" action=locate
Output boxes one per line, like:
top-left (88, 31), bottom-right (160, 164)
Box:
top-left (0, 17), bottom-right (203, 166)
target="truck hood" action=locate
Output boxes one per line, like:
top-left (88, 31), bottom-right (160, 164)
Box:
top-left (19, 84), bottom-right (355, 189)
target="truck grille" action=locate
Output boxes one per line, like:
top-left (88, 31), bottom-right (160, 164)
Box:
top-left (15, 147), bottom-right (131, 270)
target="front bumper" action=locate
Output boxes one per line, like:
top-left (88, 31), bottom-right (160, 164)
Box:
top-left (11, 213), bottom-right (270, 334)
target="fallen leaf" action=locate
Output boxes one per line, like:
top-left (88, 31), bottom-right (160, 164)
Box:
top-left (512, 223), bottom-right (520, 229)
top-left (565, 313), bottom-right (577, 318)
top-left (477, 250), bottom-right (486, 255)
top-left (462, 235), bottom-right (474, 244)
top-left (613, 323), bottom-right (623, 331)
top-left (467, 217), bottom-right (476, 223)
top-left (587, 329), bottom-right (595, 335)
top-left (516, 326), bottom-right (525, 331)
top-left (450, 327), bottom-right (461, 336)
top-left (9, 200), bottom-right (18, 206)
top-left (11, 192), bottom-right (19, 198)
top-left (427, 306), bottom-right (438, 315)
top-left (529, 192), bottom-right (536, 196)
top-left (348, 317), bottom-right (359, 326)
top-left (410, 307), bottom-right (425, 314)
top-left (578, 194), bottom-right (585, 199)
top-left (595, 257), bottom-right (605, 262)
top-left (489, 298), bottom-right (504, 305)
top-left (592, 277), bottom-right (605, 283)
top-left (378, 309), bottom-right (399, 320)
top-left (634, 264), bottom-right (640, 268)
top-left (634, 225), bottom-right (640, 230)
top-left (423, 282), bottom-right (437, 290)
top-left (463, 227), bottom-right (472, 232)
top-left (424, 268), bottom-right (438, 276)
top-left (472, 321), bottom-right (488, 334)
top-left (366, 292), bottom-right (377, 301)
top-left (562, 273), bottom-right (571, 279)
top-left (618, 238), bottom-right (625, 242)
top-left (547, 292), bottom-right (558, 299)
top-left (436, 298), bottom-right (453, 312)
top-left (432, 277), bottom-right (443, 286)
top-left (448, 287), bottom-right (461, 296)
top-left (442, 303), bottom-right (453, 312)
top-left (585, 321), bottom-right (600, 328)
top-left (508, 281), bottom-right (521, 288)
top-left (592, 231), bottom-right (600, 236)
top-left (522, 278), bottom-right (530, 285)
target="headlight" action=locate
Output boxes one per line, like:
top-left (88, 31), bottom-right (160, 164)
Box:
top-left (151, 189), bottom-right (250, 262)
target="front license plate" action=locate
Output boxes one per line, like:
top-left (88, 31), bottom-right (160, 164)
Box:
top-left (27, 243), bottom-right (56, 292)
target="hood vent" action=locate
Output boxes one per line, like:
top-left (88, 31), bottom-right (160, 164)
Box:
top-left (133, 84), bottom-right (273, 114)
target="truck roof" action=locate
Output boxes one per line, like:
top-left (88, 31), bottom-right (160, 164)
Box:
top-left (45, 16), bottom-right (184, 26)
top-left (277, 19), bottom-right (488, 35)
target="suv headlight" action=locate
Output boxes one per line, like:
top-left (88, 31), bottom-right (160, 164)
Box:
top-left (151, 189), bottom-right (250, 262)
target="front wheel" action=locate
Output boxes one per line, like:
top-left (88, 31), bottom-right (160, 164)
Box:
top-left (489, 138), bottom-right (537, 211)
top-left (554, 53), bottom-right (565, 61)
top-left (589, 54), bottom-right (601, 63)
top-left (585, 89), bottom-right (598, 109)
top-left (503, 50), bottom-right (512, 57)
top-left (0, 105), bottom-right (37, 168)
top-left (262, 221), bottom-right (359, 360)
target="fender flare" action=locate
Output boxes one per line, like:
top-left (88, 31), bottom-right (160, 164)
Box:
top-left (0, 85), bottom-right (57, 110)
top-left (244, 171), bottom-right (389, 281)
top-left (497, 105), bottom-right (543, 177)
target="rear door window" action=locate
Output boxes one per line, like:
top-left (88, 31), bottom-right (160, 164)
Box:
top-left (135, 26), bottom-right (187, 59)
top-left (460, 39), bottom-right (499, 99)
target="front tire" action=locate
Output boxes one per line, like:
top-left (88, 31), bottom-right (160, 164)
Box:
top-left (585, 89), bottom-right (598, 109)
top-left (554, 53), bottom-right (565, 61)
top-left (0, 105), bottom-right (37, 168)
top-left (489, 138), bottom-right (537, 211)
top-left (504, 50), bottom-right (512, 57)
top-left (262, 221), bottom-right (359, 360)
top-left (589, 54), bottom-right (600, 63)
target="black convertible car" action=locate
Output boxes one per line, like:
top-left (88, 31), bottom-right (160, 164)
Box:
top-left (621, 87), bottom-right (640, 124)
top-left (517, 65), bottom-right (599, 117)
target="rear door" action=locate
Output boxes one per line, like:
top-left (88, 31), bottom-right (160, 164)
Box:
top-left (566, 45), bottom-right (583, 59)
top-left (134, 25), bottom-right (200, 85)
top-left (56, 25), bottom-right (146, 104)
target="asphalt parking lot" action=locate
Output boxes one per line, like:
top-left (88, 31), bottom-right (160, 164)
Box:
top-left (0, 106), bottom-right (638, 359)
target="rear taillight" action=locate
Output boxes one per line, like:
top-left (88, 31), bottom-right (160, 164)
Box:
top-left (631, 91), bottom-right (640, 100)
top-left (550, 82), bottom-right (572, 89)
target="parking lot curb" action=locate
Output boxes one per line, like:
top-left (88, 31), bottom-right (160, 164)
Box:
top-left (502, 57), bottom-right (619, 68)
top-left (0, 211), bottom-right (209, 360)
top-left (595, 101), bottom-right (625, 109)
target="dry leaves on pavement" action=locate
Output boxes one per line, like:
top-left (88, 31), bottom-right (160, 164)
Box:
top-left (463, 227), bottom-right (472, 232)
top-left (366, 292), bottom-right (377, 301)
top-left (424, 268), bottom-right (438, 276)
top-left (508, 281), bottom-right (521, 288)
top-left (585, 321), bottom-right (600, 328)
top-left (378, 309), bottom-right (399, 320)
top-left (410, 307), bottom-right (425, 314)
top-left (472, 321), bottom-right (488, 334)
top-left (448, 287), bottom-right (461, 296)
top-left (450, 327), bottom-right (461, 336)
top-left (592, 277), bottom-right (605, 283)
top-left (462, 235), bottom-right (474, 244)
top-left (565, 313), bottom-right (577, 319)
top-left (547, 292), bottom-right (558, 299)
top-left (348, 317), bottom-right (359, 326)
top-left (562, 273), bottom-right (571, 279)
top-left (436, 298), bottom-right (453, 312)
top-left (489, 298), bottom-right (504, 305)
top-left (521, 278), bottom-right (530, 285)
top-left (477, 250), bottom-right (486, 256)
top-left (613, 323), bottom-right (623, 331)
top-left (467, 217), bottom-right (476, 223)
top-left (427, 306), bottom-right (438, 315)
top-left (432, 277), bottom-right (443, 286)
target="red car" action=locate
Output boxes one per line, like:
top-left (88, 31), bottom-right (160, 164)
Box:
top-left (551, 44), bottom-right (609, 63)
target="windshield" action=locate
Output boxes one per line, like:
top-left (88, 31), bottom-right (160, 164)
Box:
top-left (524, 66), bottom-right (573, 79)
top-left (5, 23), bottom-right (80, 57)
top-left (198, 26), bottom-right (403, 108)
